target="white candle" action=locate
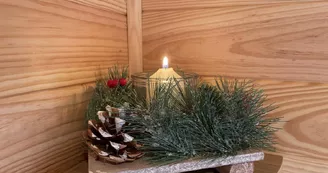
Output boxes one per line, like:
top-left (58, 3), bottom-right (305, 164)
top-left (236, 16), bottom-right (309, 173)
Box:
top-left (148, 56), bottom-right (183, 100)
top-left (150, 57), bottom-right (181, 79)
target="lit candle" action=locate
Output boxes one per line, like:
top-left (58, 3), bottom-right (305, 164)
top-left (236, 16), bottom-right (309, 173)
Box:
top-left (148, 56), bottom-right (183, 100)
top-left (150, 56), bottom-right (181, 79)
top-left (131, 56), bottom-right (197, 102)
top-left (163, 56), bottom-right (169, 68)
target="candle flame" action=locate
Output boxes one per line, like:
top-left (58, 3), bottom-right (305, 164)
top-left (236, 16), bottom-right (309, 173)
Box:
top-left (162, 56), bottom-right (169, 68)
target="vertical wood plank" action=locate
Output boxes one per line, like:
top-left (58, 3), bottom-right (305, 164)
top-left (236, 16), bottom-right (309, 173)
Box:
top-left (127, 0), bottom-right (143, 74)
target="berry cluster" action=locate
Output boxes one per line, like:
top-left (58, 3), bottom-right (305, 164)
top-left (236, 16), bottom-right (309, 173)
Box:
top-left (107, 78), bottom-right (127, 88)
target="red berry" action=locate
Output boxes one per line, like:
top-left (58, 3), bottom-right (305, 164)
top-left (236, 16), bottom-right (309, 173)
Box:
top-left (119, 78), bottom-right (127, 86)
top-left (107, 79), bottom-right (118, 88)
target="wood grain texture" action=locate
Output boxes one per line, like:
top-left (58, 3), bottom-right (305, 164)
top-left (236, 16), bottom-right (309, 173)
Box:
top-left (203, 78), bottom-right (328, 173)
top-left (0, 0), bottom-right (128, 172)
top-left (143, 0), bottom-right (324, 11)
top-left (127, 0), bottom-right (143, 74)
top-left (63, 161), bottom-right (88, 173)
top-left (69, 0), bottom-right (127, 14)
top-left (143, 1), bottom-right (328, 82)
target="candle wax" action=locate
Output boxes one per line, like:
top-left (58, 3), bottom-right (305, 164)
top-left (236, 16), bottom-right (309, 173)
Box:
top-left (150, 68), bottom-right (181, 79)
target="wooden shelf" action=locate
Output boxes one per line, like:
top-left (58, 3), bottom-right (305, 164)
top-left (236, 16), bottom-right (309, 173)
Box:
top-left (89, 151), bottom-right (264, 173)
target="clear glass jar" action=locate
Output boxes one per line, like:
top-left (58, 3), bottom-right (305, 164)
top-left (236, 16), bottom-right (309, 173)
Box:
top-left (131, 70), bottom-right (198, 100)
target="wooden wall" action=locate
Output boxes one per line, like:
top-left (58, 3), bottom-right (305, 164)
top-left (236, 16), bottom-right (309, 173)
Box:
top-left (142, 1), bottom-right (328, 173)
top-left (0, 0), bottom-right (128, 172)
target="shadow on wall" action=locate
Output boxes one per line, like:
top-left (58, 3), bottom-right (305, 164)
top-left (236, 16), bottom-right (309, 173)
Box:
top-left (63, 85), bottom-right (95, 173)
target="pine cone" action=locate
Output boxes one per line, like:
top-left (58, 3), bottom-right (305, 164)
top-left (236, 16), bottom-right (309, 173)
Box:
top-left (83, 106), bottom-right (143, 164)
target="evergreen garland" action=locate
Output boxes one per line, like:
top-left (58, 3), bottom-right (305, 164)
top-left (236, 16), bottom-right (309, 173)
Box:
top-left (85, 66), bottom-right (280, 165)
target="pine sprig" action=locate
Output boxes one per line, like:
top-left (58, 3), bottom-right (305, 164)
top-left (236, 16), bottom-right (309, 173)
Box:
top-left (108, 65), bottom-right (128, 79)
top-left (85, 66), bottom-right (146, 122)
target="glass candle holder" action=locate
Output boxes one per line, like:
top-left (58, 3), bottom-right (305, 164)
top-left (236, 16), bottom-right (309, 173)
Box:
top-left (131, 70), bottom-right (199, 101)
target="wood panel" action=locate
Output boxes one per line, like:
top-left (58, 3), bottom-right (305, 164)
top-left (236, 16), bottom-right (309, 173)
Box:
top-left (0, 0), bottom-right (128, 172)
top-left (143, 0), bottom-right (324, 11)
top-left (143, 1), bottom-right (328, 82)
top-left (127, 0), bottom-right (143, 74)
top-left (69, 0), bottom-right (127, 14)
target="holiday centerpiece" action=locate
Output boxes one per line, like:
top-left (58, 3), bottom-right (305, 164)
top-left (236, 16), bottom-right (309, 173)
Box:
top-left (85, 59), bottom-right (280, 172)
top-left (131, 56), bottom-right (198, 100)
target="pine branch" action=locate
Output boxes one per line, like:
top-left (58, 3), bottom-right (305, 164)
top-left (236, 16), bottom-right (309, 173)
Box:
top-left (85, 66), bottom-right (147, 122)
